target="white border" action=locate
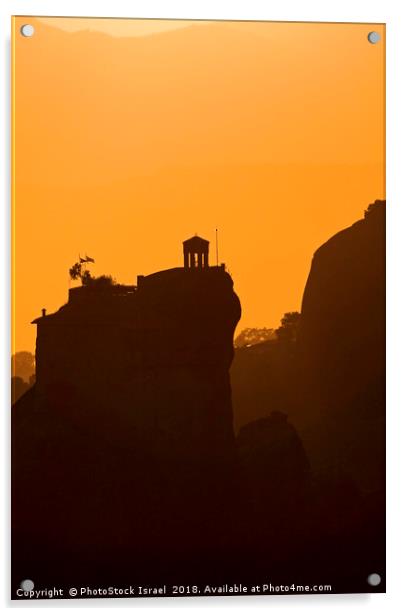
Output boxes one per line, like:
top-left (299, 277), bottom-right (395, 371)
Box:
top-left (1, 1), bottom-right (401, 614)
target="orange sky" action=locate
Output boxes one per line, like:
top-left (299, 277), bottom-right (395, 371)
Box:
top-left (12, 17), bottom-right (385, 353)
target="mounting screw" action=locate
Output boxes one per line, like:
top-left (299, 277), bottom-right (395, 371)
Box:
top-left (20, 24), bottom-right (35, 38)
top-left (367, 31), bottom-right (380, 44)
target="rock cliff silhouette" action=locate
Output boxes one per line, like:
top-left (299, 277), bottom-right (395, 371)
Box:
top-left (228, 201), bottom-right (385, 592)
top-left (296, 199), bottom-right (385, 493)
top-left (12, 264), bottom-right (241, 588)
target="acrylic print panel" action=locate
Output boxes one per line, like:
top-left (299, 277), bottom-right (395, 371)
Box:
top-left (11, 16), bottom-right (385, 599)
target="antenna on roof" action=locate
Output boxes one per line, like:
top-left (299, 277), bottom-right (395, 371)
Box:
top-left (216, 228), bottom-right (219, 266)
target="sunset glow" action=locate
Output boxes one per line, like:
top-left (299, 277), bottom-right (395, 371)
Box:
top-left (12, 17), bottom-right (385, 352)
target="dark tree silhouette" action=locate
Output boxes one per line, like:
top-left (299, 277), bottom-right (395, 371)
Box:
top-left (234, 327), bottom-right (276, 348)
top-left (84, 274), bottom-right (115, 287)
top-left (11, 351), bottom-right (35, 382)
top-left (69, 261), bottom-right (114, 287)
top-left (69, 261), bottom-right (94, 284)
top-left (81, 270), bottom-right (93, 285)
top-left (275, 311), bottom-right (301, 343)
top-left (365, 198), bottom-right (385, 219)
top-left (69, 262), bottom-right (82, 281)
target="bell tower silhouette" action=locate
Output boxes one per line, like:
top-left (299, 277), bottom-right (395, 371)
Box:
top-left (183, 235), bottom-right (209, 269)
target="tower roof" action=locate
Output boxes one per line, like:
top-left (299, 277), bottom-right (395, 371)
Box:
top-left (183, 235), bottom-right (209, 248)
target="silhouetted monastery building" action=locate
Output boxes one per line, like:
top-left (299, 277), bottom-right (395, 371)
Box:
top-left (13, 238), bottom-right (241, 587)
top-left (31, 237), bottom-right (241, 461)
